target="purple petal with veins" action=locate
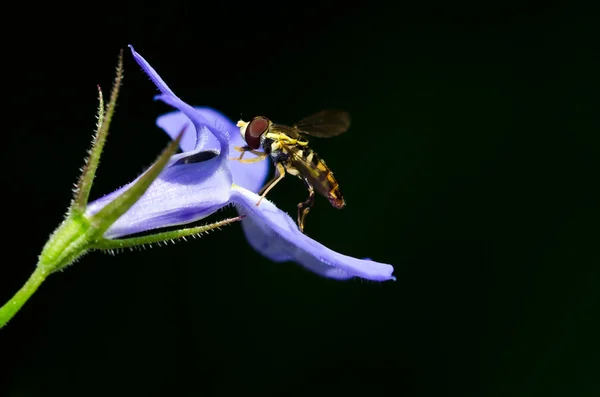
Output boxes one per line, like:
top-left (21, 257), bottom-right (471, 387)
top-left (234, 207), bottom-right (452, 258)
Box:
top-left (230, 186), bottom-right (395, 281)
top-left (86, 47), bottom-right (234, 238)
top-left (156, 107), bottom-right (269, 194)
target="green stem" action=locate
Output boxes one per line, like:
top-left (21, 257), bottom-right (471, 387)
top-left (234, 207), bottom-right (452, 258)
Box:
top-left (0, 266), bottom-right (49, 328)
top-left (0, 214), bottom-right (92, 328)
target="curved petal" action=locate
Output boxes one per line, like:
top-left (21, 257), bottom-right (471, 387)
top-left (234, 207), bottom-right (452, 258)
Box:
top-left (86, 48), bottom-right (236, 239)
top-left (129, 46), bottom-right (229, 159)
top-left (230, 186), bottom-right (396, 281)
top-left (129, 45), bottom-right (176, 97)
top-left (87, 139), bottom-right (230, 239)
top-left (156, 111), bottom-right (198, 153)
top-left (156, 108), bottom-right (270, 193)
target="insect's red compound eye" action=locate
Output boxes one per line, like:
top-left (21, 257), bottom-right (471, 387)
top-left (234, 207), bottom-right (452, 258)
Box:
top-left (245, 116), bottom-right (269, 149)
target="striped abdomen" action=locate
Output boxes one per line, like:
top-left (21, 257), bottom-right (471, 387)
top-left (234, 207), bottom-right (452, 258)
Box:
top-left (288, 145), bottom-right (345, 209)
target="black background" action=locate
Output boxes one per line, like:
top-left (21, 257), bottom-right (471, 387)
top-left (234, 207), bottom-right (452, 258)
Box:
top-left (1, 2), bottom-right (599, 396)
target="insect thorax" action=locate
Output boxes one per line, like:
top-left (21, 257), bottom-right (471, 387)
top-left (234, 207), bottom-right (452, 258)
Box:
top-left (261, 135), bottom-right (289, 163)
top-left (259, 134), bottom-right (272, 153)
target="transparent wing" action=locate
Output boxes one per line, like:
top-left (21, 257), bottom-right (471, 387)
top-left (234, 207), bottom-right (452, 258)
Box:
top-left (293, 110), bottom-right (351, 138)
top-left (270, 124), bottom-right (301, 140)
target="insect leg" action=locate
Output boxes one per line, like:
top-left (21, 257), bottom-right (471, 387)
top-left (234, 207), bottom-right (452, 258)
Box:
top-left (297, 177), bottom-right (315, 233)
top-left (235, 146), bottom-right (247, 161)
top-left (234, 155), bottom-right (269, 163)
top-left (230, 146), bottom-right (268, 163)
top-left (258, 162), bottom-right (283, 195)
top-left (233, 145), bottom-right (264, 156)
top-left (256, 162), bottom-right (286, 206)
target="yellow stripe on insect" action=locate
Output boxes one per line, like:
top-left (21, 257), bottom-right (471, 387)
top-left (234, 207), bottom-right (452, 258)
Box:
top-left (265, 132), bottom-right (309, 146)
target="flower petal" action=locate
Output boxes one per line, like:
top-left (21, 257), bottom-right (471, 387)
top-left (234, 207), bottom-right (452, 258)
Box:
top-left (156, 111), bottom-right (198, 153)
top-left (87, 139), bottom-right (231, 239)
top-left (157, 108), bottom-right (270, 194)
top-left (230, 186), bottom-right (396, 281)
top-left (86, 48), bottom-right (237, 238)
top-left (129, 45), bottom-right (230, 159)
top-left (128, 45), bottom-right (176, 97)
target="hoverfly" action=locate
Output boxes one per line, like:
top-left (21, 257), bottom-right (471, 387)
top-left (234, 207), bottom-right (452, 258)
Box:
top-left (232, 110), bottom-right (350, 233)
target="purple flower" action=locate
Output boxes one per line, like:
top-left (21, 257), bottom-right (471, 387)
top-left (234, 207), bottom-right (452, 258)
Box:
top-left (86, 46), bottom-right (395, 282)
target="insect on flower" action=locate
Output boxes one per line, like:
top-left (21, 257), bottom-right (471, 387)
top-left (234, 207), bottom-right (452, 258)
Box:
top-left (232, 110), bottom-right (350, 233)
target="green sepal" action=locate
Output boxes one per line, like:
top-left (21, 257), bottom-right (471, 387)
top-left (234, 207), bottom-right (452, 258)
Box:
top-left (91, 215), bottom-right (244, 251)
top-left (72, 50), bottom-right (124, 214)
top-left (88, 129), bottom-right (183, 237)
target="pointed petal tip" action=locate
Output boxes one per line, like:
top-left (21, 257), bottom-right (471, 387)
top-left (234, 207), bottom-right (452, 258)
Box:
top-left (364, 258), bottom-right (396, 282)
top-left (231, 186), bottom-right (396, 282)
